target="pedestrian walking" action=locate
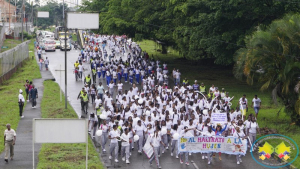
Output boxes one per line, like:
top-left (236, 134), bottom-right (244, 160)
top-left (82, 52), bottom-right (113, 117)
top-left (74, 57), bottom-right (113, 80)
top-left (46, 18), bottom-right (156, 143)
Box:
top-left (18, 89), bottom-right (25, 118)
top-left (37, 48), bottom-right (42, 59)
top-left (30, 85), bottom-right (38, 108)
top-left (4, 124), bottom-right (16, 163)
top-left (252, 95), bottom-right (261, 119)
top-left (44, 57), bottom-right (49, 71)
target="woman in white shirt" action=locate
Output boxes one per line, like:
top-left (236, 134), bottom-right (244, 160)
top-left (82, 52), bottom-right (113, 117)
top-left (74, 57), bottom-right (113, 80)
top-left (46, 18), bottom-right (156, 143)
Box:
top-left (88, 113), bottom-right (98, 138)
top-left (170, 124), bottom-right (179, 158)
top-left (149, 126), bottom-right (163, 169)
top-left (100, 119), bottom-right (109, 152)
top-left (160, 120), bottom-right (168, 154)
top-left (247, 116), bottom-right (260, 152)
top-left (134, 120), bottom-right (145, 154)
top-left (233, 126), bottom-right (247, 164)
top-left (120, 128), bottom-right (130, 164)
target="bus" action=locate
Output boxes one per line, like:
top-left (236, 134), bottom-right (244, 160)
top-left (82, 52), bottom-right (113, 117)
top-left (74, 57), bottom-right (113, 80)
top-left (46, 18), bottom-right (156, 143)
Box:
top-left (54, 26), bottom-right (69, 40)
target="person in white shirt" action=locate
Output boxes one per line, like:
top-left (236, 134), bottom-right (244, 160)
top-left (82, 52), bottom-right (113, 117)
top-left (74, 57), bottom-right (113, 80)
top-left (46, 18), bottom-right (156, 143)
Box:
top-left (179, 126), bottom-right (194, 166)
top-left (175, 70), bottom-right (181, 85)
top-left (88, 113), bottom-right (98, 138)
top-left (170, 124), bottom-right (179, 158)
top-left (109, 125), bottom-right (120, 162)
top-left (251, 95), bottom-right (261, 119)
top-left (99, 120), bottom-right (109, 152)
top-left (4, 124), bottom-right (16, 162)
top-left (108, 81), bottom-right (115, 98)
top-left (117, 81), bottom-right (123, 94)
top-left (247, 116), bottom-right (260, 152)
top-left (149, 126), bottom-right (164, 169)
top-left (239, 94), bottom-right (248, 120)
top-left (120, 128), bottom-right (130, 164)
top-left (78, 63), bottom-right (83, 79)
top-left (134, 120), bottom-right (145, 153)
top-left (233, 126), bottom-right (247, 164)
top-left (202, 126), bottom-right (216, 165)
top-left (18, 89), bottom-right (25, 118)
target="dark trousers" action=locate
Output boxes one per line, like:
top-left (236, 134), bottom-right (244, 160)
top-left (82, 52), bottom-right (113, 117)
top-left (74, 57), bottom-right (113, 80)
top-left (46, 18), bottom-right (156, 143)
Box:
top-left (31, 99), bottom-right (37, 107)
top-left (19, 104), bottom-right (24, 116)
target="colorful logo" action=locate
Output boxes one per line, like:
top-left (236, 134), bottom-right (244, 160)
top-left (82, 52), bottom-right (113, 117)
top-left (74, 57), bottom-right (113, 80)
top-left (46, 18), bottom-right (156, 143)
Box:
top-left (251, 134), bottom-right (299, 168)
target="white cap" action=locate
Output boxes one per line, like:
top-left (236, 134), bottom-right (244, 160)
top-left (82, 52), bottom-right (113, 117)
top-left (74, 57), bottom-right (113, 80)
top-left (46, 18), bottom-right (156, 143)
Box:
top-left (19, 89), bottom-right (23, 93)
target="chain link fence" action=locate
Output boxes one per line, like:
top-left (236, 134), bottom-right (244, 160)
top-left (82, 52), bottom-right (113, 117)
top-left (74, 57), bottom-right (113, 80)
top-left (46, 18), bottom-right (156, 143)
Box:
top-left (0, 40), bottom-right (30, 82)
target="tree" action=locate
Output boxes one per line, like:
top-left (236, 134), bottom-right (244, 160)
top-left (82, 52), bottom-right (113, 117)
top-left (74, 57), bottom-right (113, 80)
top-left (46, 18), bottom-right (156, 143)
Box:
top-left (234, 14), bottom-right (300, 125)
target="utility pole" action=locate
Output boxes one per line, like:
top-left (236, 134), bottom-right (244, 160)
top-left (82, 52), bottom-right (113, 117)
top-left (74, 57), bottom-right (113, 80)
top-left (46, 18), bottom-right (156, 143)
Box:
top-left (63, 0), bottom-right (67, 109)
top-left (21, 0), bottom-right (24, 42)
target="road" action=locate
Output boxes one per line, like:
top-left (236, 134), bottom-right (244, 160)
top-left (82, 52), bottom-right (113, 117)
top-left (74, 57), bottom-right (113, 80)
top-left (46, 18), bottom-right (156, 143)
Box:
top-left (45, 47), bottom-right (270, 169)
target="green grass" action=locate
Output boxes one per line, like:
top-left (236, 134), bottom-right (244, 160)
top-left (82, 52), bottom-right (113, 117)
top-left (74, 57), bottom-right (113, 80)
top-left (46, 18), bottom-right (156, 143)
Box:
top-left (1, 39), bottom-right (22, 52)
top-left (0, 40), bottom-right (41, 152)
top-left (38, 81), bottom-right (104, 169)
top-left (139, 39), bottom-right (300, 168)
top-left (72, 34), bottom-right (78, 42)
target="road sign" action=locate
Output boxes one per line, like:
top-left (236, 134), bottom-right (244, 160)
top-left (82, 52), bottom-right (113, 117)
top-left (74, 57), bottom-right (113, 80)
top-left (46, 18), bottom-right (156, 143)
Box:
top-left (1, 46), bottom-right (8, 49)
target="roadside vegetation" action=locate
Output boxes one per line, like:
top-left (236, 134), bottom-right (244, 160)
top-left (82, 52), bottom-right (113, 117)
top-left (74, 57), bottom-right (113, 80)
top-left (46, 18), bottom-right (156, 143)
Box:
top-left (0, 40), bottom-right (41, 152)
top-left (38, 81), bottom-right (103, 169)
top-left (1, 39), bottom-right (22, 52)
top-left (139, 40), bottom-right (300, 167)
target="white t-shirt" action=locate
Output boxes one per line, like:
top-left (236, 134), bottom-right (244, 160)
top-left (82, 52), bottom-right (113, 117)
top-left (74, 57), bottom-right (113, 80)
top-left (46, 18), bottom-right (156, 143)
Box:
top-left (78, 65), bottom-right (83, 71)
top-left (95, 99), bottom-right (102, 108)
top-left (247, 122), bottom-right (259, 134)
top-left (109, 83), bottom-right (114, 89)
top-left (117, 83), bottom-right (123, 90)
top-left (109, 129), bottom-right (120, 143)
top-left (252, 98), bottom-right (261, 107)
top-left (4, 129), bottom-right (16, 141)
top-left (120, 133), bottom-right (130, 146)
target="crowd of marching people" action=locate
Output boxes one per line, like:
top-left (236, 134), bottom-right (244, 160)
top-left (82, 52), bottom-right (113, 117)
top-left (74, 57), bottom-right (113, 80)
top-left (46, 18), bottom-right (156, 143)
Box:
top-left (74, 33), bottom-right (262, 168)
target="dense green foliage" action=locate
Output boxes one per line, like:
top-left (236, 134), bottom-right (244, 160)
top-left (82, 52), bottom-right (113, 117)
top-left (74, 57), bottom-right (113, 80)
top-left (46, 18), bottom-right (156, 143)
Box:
top-left (234, 14), bottom-right (300, 125)
top-left (80, 0), bottom-right (300, 65)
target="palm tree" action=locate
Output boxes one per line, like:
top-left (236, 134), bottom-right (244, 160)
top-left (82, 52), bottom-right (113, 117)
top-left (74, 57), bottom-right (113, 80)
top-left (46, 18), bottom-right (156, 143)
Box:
top-left (234, 14), bottom-right (300, 125)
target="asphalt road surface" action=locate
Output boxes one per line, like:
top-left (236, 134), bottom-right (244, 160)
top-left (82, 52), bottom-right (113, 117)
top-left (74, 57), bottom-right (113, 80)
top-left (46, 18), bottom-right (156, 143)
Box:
top-left (45, 46), bottom-right (271, 169)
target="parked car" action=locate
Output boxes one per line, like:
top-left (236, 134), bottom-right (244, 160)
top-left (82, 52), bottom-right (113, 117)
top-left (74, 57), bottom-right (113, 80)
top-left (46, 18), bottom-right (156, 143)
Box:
top-left (44, 40), bottom-right (56, 52)
top-left (60, 40), bottom-right (71, 51)
top-left (55, 40), bottom-right (61, 49)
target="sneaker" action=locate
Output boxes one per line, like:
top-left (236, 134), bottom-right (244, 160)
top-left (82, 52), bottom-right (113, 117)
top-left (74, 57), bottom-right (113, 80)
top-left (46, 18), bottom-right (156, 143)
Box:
top-left (21, 116), bottom-right (24, 118)
top-left (237, 161), bottom-right (240, 165)
top-left (32, 107), bottom-right (34, 108)
top-left (180, 159), bottom-right (183, 164)
top-left (208, 161), bottom-right (211, 165)
top-left (115, 159), bottom-right (119, 163)
top-left (109, 156), bottom-right (112, 160)
top-left (4, 159), bottom-right (8, 163)
top-left (138, 150), bottom-right (141, 153)
top-left (103, 149), bottom-right (106, 152)
top-left (126, 160), bottom-right (130, 164)
top-left (162, 150), bottom-right (164, 154)
top-left (130, 153), bottom-right (132, 156)
top-left (239, 158), bottom-right (242, 163)
top-left (189, 153), bottom-right (191, 156)
top-left (186, 162), bottom-right (189, 166)
top-left (171, 153), bottom-right (173, 156)
top-left (202, 156), bottom-right (204, 160)
top-left (158, 166), bottom-right (162, 169)
top-left (205, 156), bottom-right (208, 159)
top-left (176, 155), bottom-right (179, 159)
top-left (149, 160), bottom-right (152, 165)
top-left (166, 146), bottom-right (169, 150)
top-left (122, 157), bottom-right (125, 161)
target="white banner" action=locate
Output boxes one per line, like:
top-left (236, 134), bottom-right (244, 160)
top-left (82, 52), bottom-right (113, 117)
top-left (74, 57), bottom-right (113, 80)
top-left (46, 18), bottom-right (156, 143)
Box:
top-left (178, 136), bottom-right (247, 155)
top-left (38, 11), bottom-right (49, 18)
top-left (211, 113), bottom-right (227, 123)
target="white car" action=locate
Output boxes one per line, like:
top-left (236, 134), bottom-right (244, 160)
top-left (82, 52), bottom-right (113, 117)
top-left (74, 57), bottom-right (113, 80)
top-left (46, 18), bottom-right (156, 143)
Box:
top-left (44, 40), bottom-right (56, 52)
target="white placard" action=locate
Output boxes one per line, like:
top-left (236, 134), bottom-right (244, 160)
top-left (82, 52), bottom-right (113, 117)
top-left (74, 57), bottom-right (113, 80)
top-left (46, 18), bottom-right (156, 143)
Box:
top-left (33, 119), bottom-right (87, 143)
top-left (67, 13), bottom-right (99, 29)
top-left (211, 113), bottom-right (227, 123)
top-left (38, 11), bottom-right (49, 18)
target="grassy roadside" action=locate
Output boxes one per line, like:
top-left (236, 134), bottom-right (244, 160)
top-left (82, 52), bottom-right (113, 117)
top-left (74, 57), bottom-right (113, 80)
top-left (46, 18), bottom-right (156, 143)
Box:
top-left (139, 40), bottom-right (300, 168)
top-left (38, 81), bottom-right (103, 169)
top-left (1, 39), bottom-right (22, 52)
top-left (0, 40), bottom-right (41, 152)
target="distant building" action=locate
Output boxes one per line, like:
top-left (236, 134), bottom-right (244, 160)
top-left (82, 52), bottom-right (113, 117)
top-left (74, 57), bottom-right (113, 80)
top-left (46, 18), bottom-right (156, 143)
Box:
top-left (0, 0), bottom-right (18, 24)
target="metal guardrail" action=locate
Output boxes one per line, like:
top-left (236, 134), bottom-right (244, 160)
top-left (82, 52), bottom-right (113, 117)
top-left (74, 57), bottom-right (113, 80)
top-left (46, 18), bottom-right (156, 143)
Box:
top-left (0, 40), bottom-right (30, 78)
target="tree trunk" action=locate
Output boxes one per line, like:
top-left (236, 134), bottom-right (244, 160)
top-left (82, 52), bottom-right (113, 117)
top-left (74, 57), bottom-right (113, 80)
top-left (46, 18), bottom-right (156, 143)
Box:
top-left (161, 44), bottom-right (167, 54)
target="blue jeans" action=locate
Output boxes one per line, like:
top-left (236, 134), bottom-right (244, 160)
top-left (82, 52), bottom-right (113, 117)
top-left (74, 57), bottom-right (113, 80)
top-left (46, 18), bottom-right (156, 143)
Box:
top-left (254, 107), bottom-right (259, 114)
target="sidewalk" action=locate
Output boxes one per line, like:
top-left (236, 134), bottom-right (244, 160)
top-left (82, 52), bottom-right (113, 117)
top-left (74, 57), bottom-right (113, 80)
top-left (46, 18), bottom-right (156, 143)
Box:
top-left (0, 52), bottom-right (54, 169)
